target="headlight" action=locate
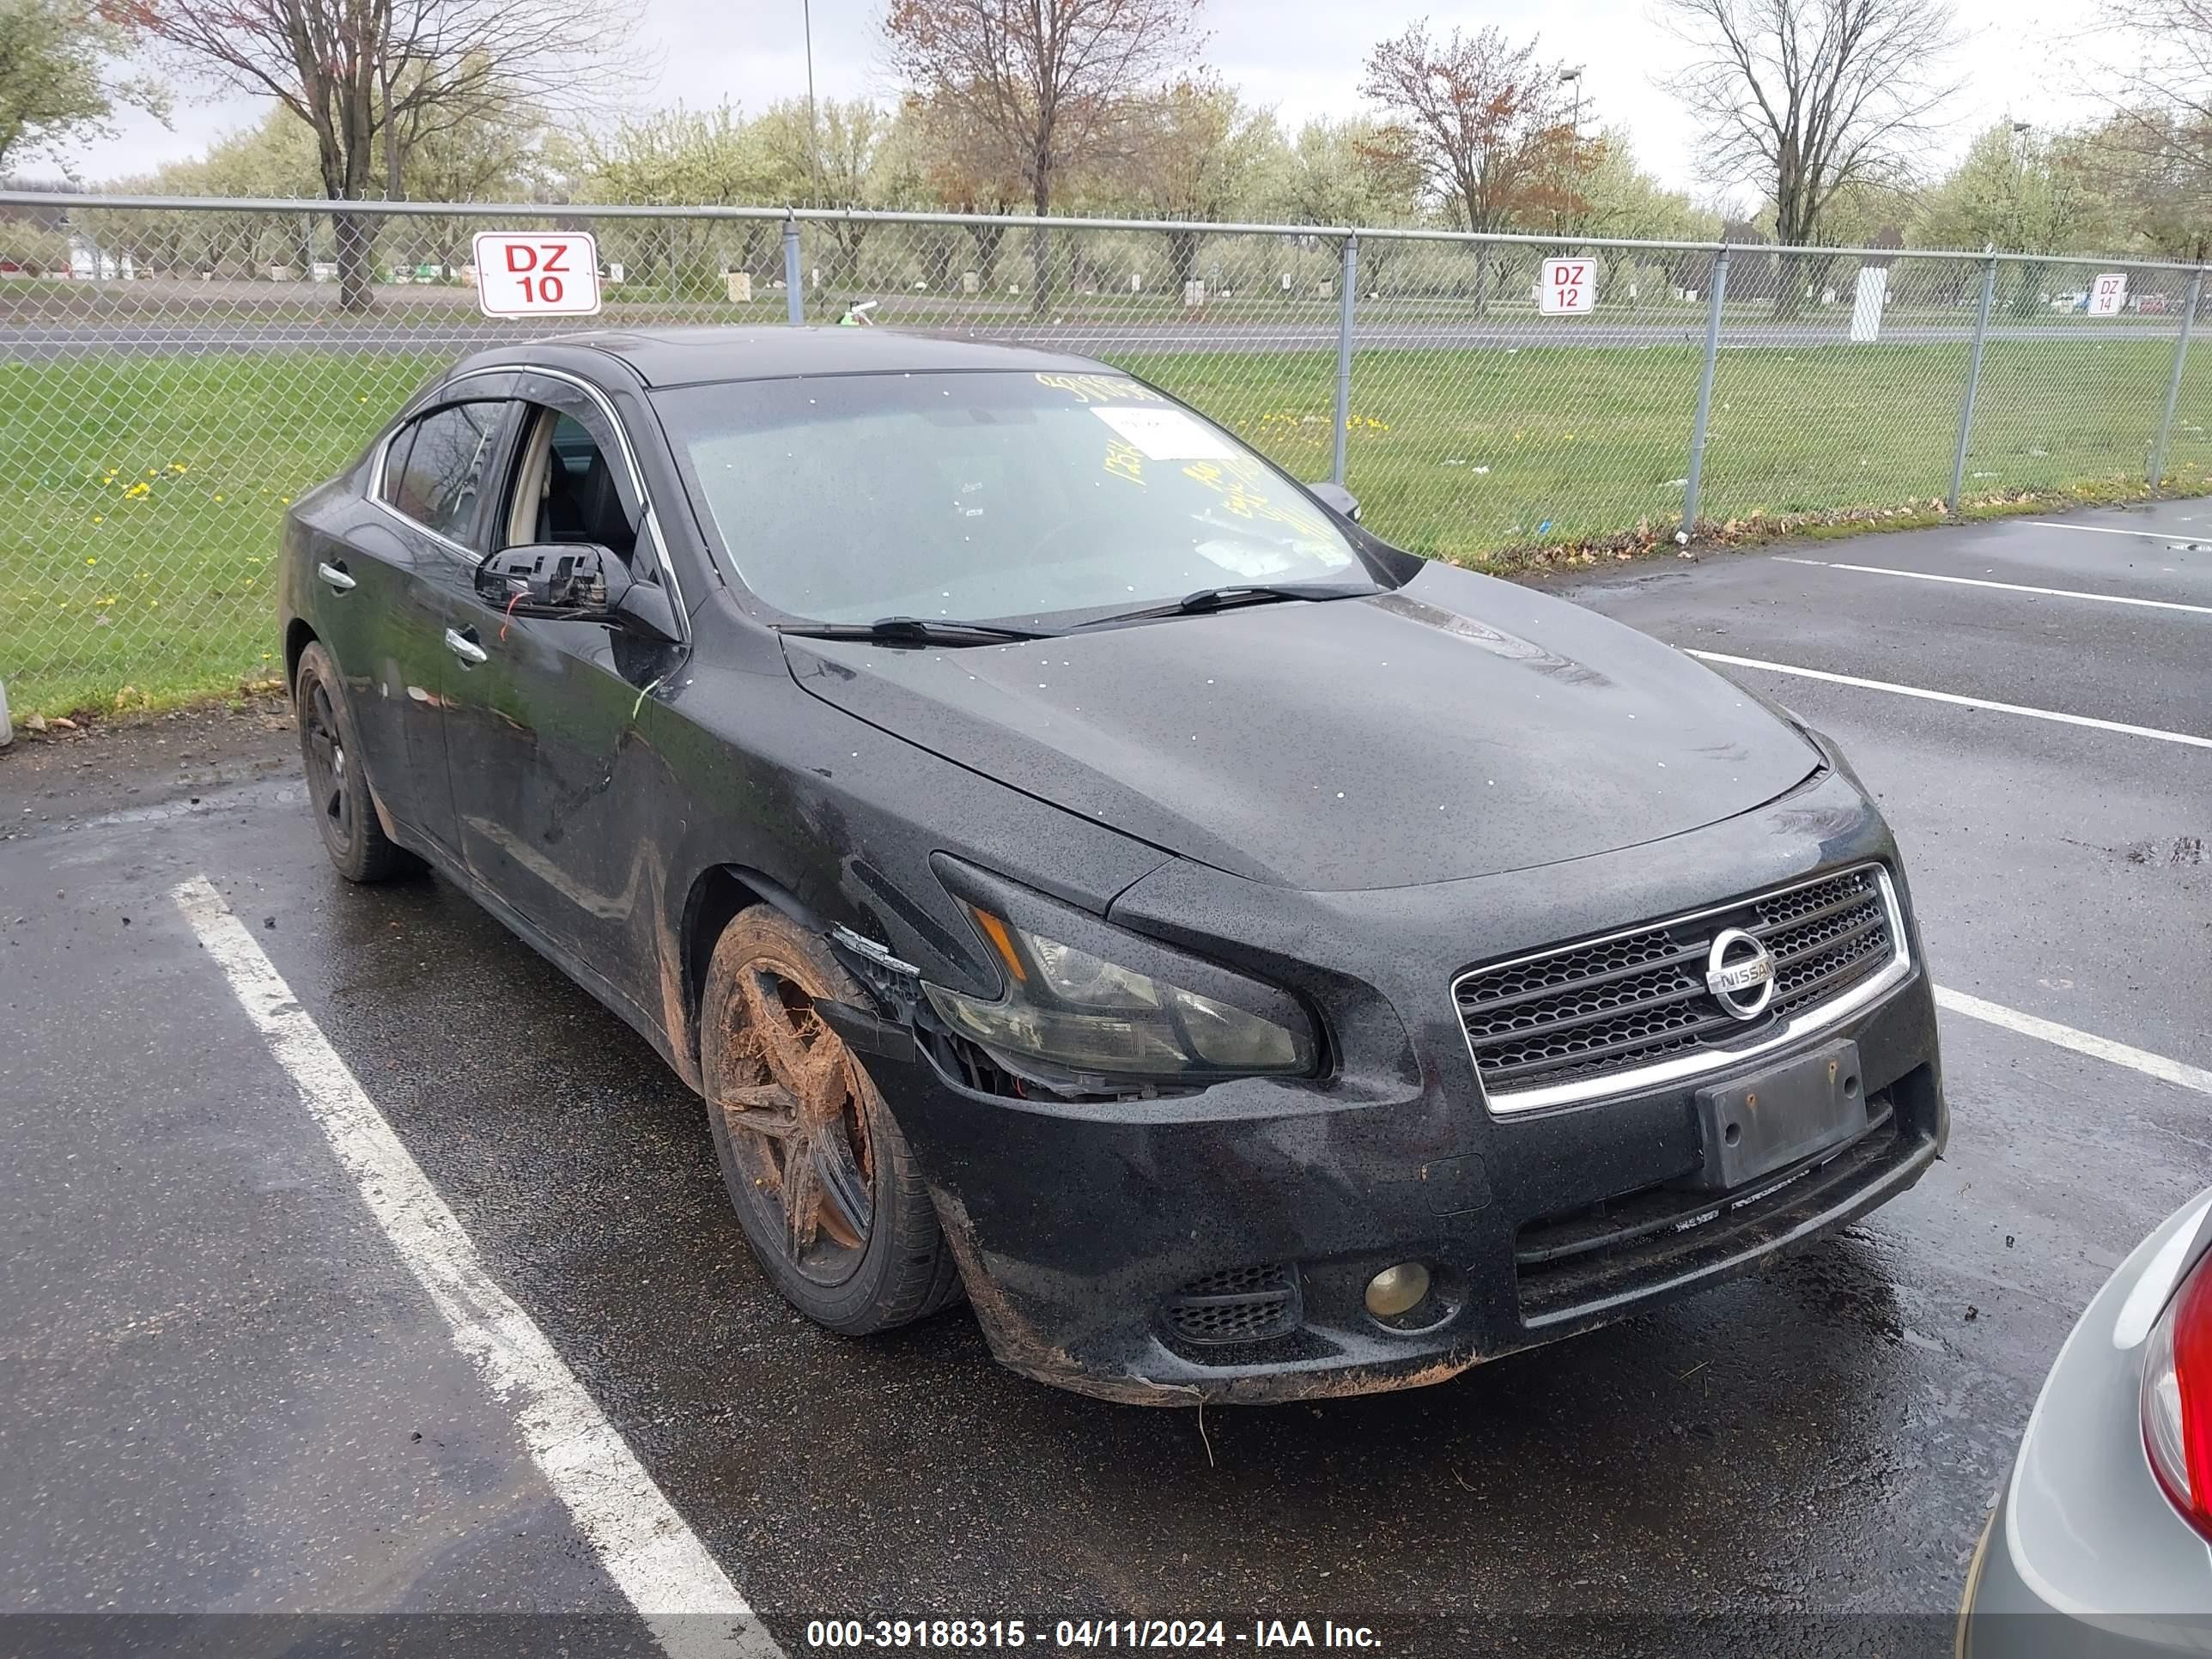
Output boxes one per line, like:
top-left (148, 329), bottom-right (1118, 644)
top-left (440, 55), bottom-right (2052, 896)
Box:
top-left (923, 901), bottom-right (1315, 1079)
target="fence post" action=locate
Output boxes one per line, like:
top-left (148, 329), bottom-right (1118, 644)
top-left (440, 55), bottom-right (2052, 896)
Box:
top-left (1681, 246), bottom-right (1729, 538)
top-left (1948, 254), bottom-right (1998, 514)
top-left (1332, 233), bottom-right (1358, 487)
top-left (782, 216), bottom-right (804, 325)
top-left (2150, 266), bottom-right (2205, 490)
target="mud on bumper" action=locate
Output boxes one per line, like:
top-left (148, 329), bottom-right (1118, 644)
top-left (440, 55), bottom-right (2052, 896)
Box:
top-left (873, 975), bottom-right (1947, 1407)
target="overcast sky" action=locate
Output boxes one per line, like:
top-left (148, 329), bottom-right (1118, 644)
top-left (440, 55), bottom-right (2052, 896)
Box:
top-left (71, 0), bottom-right (2100, 202)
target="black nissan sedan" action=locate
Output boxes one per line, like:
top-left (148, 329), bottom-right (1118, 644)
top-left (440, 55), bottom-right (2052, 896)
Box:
top-left (278, 326), bottom-right (1947, 1403)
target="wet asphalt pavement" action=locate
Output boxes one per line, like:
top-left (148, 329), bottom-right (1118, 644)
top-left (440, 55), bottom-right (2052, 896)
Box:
top-left (3, 505), bottom-right (2208, 1657)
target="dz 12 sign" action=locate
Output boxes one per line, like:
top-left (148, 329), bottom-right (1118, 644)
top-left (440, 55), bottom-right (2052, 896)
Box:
top-left (1539, 257), bottom-right (1597, 315)
top-left (472, 231), bottom-right (602, 318)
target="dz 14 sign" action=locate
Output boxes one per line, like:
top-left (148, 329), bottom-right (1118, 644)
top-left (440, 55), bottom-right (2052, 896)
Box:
top-left (2087, 272), bottom-right (2129, 317)
top-left (1540, 258), bottom-right (1596, 315)
top-left (473, 231), bottom-right (602, 318)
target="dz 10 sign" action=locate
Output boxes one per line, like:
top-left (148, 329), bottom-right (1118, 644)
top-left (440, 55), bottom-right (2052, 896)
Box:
top-left (472, 231), bottom-right (602, 318)
top-left (1540, 257), bottom-right (1597, 315)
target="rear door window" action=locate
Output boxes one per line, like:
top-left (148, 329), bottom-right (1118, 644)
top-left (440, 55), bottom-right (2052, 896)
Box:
top-left (386, 402), bottom-right (507, 546)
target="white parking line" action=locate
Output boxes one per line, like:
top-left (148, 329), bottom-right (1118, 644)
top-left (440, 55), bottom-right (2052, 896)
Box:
top-left (1774, 556), bottom-right (2212, 617)
top-left (2019, 520), bottom-right (2209, 545)
top-left (1686, 650), bottom-right (2212, 750)
top-left (171, 876), bottom-right (782, 1659)
top-left (1936, 986), bottom-right (2212, 1098)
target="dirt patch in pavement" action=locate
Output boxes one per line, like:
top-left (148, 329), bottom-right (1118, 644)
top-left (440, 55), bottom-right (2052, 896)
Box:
top-left (0, 690), bottom-right (297, 833)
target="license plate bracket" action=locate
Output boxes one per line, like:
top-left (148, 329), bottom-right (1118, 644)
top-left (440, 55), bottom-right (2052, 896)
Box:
top-left (1692, 1040), bottom-right (1868, 1191)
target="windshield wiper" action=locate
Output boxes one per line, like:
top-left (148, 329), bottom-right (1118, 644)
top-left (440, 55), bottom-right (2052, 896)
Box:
top-left (1073, 582), bottom-right (1382, 629)
top-left (775, 615), bottom-right (1060, 645)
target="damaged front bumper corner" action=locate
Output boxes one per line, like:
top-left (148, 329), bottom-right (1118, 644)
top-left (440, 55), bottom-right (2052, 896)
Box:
top-left (842, 971), bottom-right (1942, 1407)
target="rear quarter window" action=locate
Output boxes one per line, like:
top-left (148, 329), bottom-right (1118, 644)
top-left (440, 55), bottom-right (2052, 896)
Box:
top-left (386, 402), bottom-right (505, 544)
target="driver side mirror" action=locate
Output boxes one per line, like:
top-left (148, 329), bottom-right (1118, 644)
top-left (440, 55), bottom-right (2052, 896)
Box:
top-left (477, 542), bottom-right (628, 615)
top-left (475, 543), bottom-right (682, 644)
top-left (1308, 481), bottom-right (1361, 522)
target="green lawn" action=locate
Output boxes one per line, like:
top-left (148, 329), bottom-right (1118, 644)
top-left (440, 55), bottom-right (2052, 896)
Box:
top-left (1121, 338), bottom-right (2209, 562)
top-left (2, 351), bottom-right (447, 718)
top-left (5, 337), bottom-right (2206, 720)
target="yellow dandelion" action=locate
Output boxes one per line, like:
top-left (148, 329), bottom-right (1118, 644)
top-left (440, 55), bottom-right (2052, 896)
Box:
top-left (91, 515), bottom-right (103, 525)
top-left (146, 468), bottom-right (157, 477)
top-left (168, 463), bottom-right (186, 473)
top-left (86, 556), bottom-right (97, 565)
top-left (213, 494), bottom-right (225, 502)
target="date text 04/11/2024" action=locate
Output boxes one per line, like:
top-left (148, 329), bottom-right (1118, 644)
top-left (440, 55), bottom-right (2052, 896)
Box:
top-left (803, 1619), bottom-right (1385, 1650)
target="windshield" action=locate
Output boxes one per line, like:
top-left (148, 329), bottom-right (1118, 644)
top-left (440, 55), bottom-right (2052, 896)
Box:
top-left (654, 370), bottom-right (1368, 625)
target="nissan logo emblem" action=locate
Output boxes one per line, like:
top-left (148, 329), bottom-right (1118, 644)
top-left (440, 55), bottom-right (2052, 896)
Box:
top-left (1705, 927), bottom-right (1777, 1020)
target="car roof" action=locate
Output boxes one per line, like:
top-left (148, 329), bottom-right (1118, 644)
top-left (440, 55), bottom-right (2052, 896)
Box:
top-left (453, 325), bottom-right (1115, 389)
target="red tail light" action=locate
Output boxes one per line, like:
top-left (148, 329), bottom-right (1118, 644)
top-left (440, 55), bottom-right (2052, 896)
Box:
top-left (2143, 1247), bottom-right (2212, 1540)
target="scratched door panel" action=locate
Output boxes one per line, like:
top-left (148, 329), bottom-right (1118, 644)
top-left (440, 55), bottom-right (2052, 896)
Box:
top-left (434, 389), bottom-right (684, 1023)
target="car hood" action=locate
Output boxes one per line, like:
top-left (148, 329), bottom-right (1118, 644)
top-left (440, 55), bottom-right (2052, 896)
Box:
top-left (781, 562), bottom-right (1820, 891)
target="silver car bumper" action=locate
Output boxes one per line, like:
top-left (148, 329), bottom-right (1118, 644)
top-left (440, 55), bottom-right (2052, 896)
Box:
top-left (1960, 1190), bottom-right (2212, 1656)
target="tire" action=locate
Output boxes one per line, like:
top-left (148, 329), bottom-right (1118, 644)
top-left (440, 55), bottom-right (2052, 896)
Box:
top-left (701, 907), bottom-right (965, 1334)
top-left (295, 641), bottom-right (412, 884)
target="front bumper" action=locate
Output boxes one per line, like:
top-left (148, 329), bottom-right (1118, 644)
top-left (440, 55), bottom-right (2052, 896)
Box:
top-left (1959, 1194), bottom-right (2212, 1656)
top-left (866, 769), bottom-right (1948, 1405)
top-left (877, 974), bottom-right (1940, 1405)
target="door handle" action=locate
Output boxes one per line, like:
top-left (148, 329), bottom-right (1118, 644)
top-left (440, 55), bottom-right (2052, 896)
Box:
top-left (445, 627), bottom-right (488, 665)
top-left (317, 561), bottom-right (356, 592)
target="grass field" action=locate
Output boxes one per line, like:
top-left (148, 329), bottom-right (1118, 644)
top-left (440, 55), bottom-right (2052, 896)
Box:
top-left (1137, 338), bottom-right (2212, 560)
top-left (6, 337), bottom-right (2208, 720)
top-left (2, 351), bottom-right (447, 718)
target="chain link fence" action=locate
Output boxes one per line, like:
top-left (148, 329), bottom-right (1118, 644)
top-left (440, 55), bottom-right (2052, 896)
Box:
top-left (5, 189), bottom-right (2210, 720)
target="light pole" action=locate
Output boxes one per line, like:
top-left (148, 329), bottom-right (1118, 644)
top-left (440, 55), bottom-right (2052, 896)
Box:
top-left (1557, 67), bottom-right (1584, 234)
top-left (803, 0), bottom-right (821, 199)
top-left (1996, 120), bottom-right (2034, 318)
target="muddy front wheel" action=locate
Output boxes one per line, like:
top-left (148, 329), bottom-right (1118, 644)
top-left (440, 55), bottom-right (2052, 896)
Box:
top-left (700, 908), bottom-right (963, 1334)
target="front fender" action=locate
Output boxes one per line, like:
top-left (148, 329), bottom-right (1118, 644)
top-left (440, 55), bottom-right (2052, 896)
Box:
top-left (647, 649), bottom-right (1170, 1085)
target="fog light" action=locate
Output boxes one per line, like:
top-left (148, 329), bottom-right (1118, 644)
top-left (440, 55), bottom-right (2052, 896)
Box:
top-left (1364, 1261), bottom-right (1432, 1319)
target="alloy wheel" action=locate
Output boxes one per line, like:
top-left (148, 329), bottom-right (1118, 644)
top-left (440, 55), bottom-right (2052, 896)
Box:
top-left (302, 677), bottom-right (353, 853)
top-left (712, 956), bottom-right (878, 1285)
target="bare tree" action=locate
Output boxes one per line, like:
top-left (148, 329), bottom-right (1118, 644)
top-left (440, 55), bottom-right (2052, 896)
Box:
top-left (2075, 1), bottom-right (2212, 259)
top-left (2078, 107), bottom-right (2212, 260)
top-left (1659, 0), bottom-right (1961, 314)
top-left (112, 0), bottom-right (652, 310)
top-left (1358, 22), bottom-right (1579, 313)
top-left (884, 0), bottom-right (1204, 311)
top-left (1358, 23), bottom-right (1578, 234)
